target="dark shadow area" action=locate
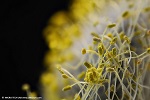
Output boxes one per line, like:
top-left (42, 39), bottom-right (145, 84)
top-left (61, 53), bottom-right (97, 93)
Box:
top-left (0, 0), bottom-right (70, 97)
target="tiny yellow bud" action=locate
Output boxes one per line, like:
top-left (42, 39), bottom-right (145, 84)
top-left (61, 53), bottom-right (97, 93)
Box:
top-left (62, 85), bottom-right (72, 91)
top-left (81, 48), bottom-right (86, 55)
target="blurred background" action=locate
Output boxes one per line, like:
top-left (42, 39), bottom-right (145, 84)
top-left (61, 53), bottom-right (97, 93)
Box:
top-left (0, 0), bottom-right (70, 97)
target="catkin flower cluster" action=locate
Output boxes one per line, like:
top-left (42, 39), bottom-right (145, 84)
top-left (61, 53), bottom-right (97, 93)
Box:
top-left (23, 0), bottom-right (150, 100)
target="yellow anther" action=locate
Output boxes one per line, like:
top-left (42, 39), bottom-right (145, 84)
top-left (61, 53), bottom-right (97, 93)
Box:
top-left (97, 67), bottom-right (103, 77)
top-left (137, 59), bottom-right (142, 65)
top-left (56, 65), bottom-right (64, 74)
top-left (122, 11), bottom-right (129, 18)
top-left (84, 62), bottom-right (93, 69)
top-left (97, 67), bottom-right (103, 73)
top-left (84, 67), bottom-right (100, 83)
top-left (93, 37), bottom-right (101, 42)
top-left (88, 46), bottom-right (93, 50)
top-left (29, 91), bottom-right (37, 97)
top-left (77, 71), bottom-right (85, 79)
top-left (124, 35), bottom-right (131, 44)
top-left (146, 48), bottom-right (150, 53)
top-left (125, 70), bottom-right (132, 78)
top-left (107, 23), bottom-right (116, 28)
top-left (134, 31), bottom-right (141, 36)
top-left (146, 30), bottom-right (150, 35)
top-left (144, 7), bottom-right (150, 12)
top-left (22, 83), bottom-right (30, 91)
top-left (98, 63), bottom-right (105, 68)
top-left (107, 33), bottom-right (113, 38)
top-left (62, 85), bottom-right (72, 91)
top-left (110, 85), bottom-right (115, 92)
top-left (104, 51), bottom-right (111, 58)
top-left (93, 21), bottom-right (99, 27)
top-left (119, 32), bottom-right (125, 40)
top-left (98, 46), bottom-right (104, 55)
top-left (106, 68), bottom-right (114, 72)
top-left (74, 94), bottom-right (81, 100)
top-left (91, 32), bottom-right (99, 38)
top-left (81, 48), bottom-right (86, 55)
top-left (98, 79), bottom-right (108, 84)
top-left (62, 74), bottom-right (69, 79)
top-left (105, 90), bottom-right (108, 96)
top-left (128, 3), bottom-right (134, 8)
top-left (112, 47), bottom-right (117, 56)
top-left (110, 37), bottom-right (117, 44)
top-left (98, 43), bottom-right (105, 50)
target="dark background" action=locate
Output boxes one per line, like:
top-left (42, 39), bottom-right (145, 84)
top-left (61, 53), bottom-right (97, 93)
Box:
top-left (0, 0), bottom-right (70, 97)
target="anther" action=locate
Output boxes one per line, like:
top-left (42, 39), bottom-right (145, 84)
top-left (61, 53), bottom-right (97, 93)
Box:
top-left (106, 68), bottom-right (114, 72)
top-left (91, 32), bottom-right (99, 38)
top-left (22, 83), bottom-right (30, 91)
top-left (81, 48), bottom-right (86, 55)
top-left (62, 85), bottom-right (72, 91)
top-left (107, 23), bottom-right (116, 28)
top-left (84, 62), bottom-right (93, 68)
top-left (124, 35), bottom-right (131, 44)
top-left (62, 74), bottom-right (69, 79)
top-left (110, 37), bottom-right (117, 44)
top-left (146, 48), bottom-right (150, 53)
top-left (112, 47), bottom-right (117, 56)
top-left (122, 11), bottom-right (129, 18)
top-left (98, 46), bottom-right (104, 55)
top-left (93, 37), bottom-right (101, 42)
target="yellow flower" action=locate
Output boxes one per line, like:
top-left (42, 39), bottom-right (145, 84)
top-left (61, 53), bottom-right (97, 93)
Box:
top-left (38, 0), bottom-right (150, 99)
